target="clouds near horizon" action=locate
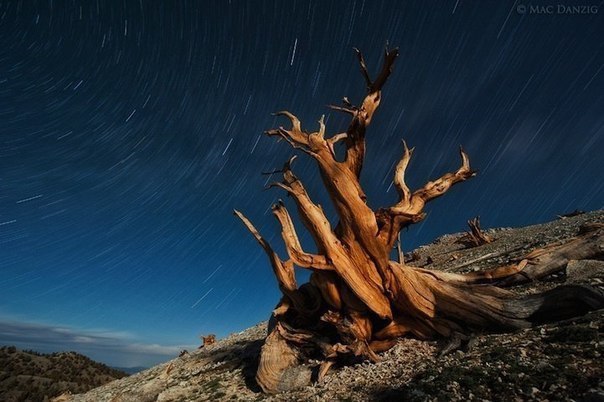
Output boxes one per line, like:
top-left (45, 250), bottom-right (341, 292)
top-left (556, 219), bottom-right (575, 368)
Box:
top-left (0, 318), bottom-right (195, 367)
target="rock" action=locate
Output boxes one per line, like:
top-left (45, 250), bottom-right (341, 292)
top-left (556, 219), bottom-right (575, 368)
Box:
top-left (565, 260), bottom-right (604, 284)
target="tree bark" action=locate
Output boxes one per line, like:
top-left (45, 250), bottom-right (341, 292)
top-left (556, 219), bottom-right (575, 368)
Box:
top-left (234, 48), bottom-right (604, 394)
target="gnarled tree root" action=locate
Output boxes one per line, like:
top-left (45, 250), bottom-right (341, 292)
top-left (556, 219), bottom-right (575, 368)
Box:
top-left (255, 224), bottom-right (604, 393)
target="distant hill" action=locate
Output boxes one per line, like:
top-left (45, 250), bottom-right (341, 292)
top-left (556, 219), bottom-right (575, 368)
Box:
top-left (111, 366), bottom-right (148, 375)
top-left (0, 346), bottom-right (128, 402)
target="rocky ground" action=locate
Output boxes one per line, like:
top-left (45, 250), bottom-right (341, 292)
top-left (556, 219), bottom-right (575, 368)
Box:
top-left (69, 210), bottom-right (604, 402)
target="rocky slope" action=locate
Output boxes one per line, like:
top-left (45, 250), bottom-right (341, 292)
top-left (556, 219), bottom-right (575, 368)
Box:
top-left (71, 211), bottom-right (604, 401)
top-left (0, 347), bottom-right (128, 402)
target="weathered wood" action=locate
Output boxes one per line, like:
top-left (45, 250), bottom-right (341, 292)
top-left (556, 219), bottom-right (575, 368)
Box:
top-left (198, 334), bottom-right (216, 348)
top-left (461, 216), bottom-right (494, 247)
top-left (233, 48), bottom-right (604, 394)
top-left (423, 223), bottom-right (603, 287)
top-left (255, 322), bottom-right (311, 393)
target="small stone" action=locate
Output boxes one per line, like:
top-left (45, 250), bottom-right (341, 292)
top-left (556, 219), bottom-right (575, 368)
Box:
top-left (536, 361), bottom-right (554, 370)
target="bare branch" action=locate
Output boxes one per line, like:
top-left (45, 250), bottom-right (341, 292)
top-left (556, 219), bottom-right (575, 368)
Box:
top-left (265, 127), bottom-right (313, 156)
top-left (284, 154), bottom-right (297, 169)
top-left (317, 115), bottom-right (326, 140)
top-left (264, 158), bottom-right (336, 252)
top-left (271, 200), bottom-right (333, 271)
top-left (267, 159), bottom-right (394, 320)
top-left (265, 181), bottom-right (294, 193)
top-left (342, 48), bottom-right (400, 177)
top-left (265, 111), bottom-right (312, 151)
top-left (353, 47), bottom-right (373, 89)
top-left (233, 210), bottom-right (297, 293)
top-left (261, 168), bottom-right (283, 176)
top-left (327, 133), bottom-right (348, 147)
top-left (393, 140), bottom-right (414, 204)
top-left (267, 112), bottom-right (344, 164)
top-left (326, 132), bottom-right (348, 159)
top-left (327, 132), bottom-right (348, 146)
top-left (378, 146), bottom-right (476, 249)
top-left (371, 46), bottom-right (399, 92)
top-left (272, 111), bottom-right (302, 134)
top-left (412, 146), bottom-right (476, 204)
top-left (327, 104), bottom-right (356, 116)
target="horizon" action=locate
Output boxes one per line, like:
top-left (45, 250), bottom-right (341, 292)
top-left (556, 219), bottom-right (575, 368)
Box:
top-left (1, 1), bottom-right (603, 367)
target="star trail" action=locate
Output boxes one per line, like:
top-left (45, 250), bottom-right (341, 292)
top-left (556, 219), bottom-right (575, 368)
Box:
top-left (0, 1), bottom-right (602, 366)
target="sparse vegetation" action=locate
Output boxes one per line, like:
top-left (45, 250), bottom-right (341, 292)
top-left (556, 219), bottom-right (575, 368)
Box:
top-left (0, 346), bottom-right (128, 402)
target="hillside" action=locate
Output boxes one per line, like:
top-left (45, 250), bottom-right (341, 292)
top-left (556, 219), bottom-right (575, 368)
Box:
top-left (68, 210), bottom-right (604, 401)
top-left (0, 347), bottom-right (128, 402)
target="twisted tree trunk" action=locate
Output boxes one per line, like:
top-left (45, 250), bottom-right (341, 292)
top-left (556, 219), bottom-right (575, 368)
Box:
top-left (234, 48), bottom-right (604, 393)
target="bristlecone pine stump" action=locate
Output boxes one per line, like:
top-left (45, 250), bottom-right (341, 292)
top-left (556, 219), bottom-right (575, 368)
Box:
top-left (234, 47), bottom-right (604, 394)
top-left (463, 216), bottom-right (494, 247)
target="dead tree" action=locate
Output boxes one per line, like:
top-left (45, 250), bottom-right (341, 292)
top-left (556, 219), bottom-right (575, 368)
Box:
top-left (461, 216), bottom-right (493, 247)
top-left (234, 48), bottom-right (604, 393)
top-left (198, 334), bottom-right (216, 349)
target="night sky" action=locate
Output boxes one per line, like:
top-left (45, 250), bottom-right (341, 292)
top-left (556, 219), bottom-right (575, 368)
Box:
top-left (1, 1), bottom-right (603, 367)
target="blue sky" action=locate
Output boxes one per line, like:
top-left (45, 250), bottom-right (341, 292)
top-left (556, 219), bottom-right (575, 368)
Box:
top-left (0, 0), bottom-right (602, 367)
